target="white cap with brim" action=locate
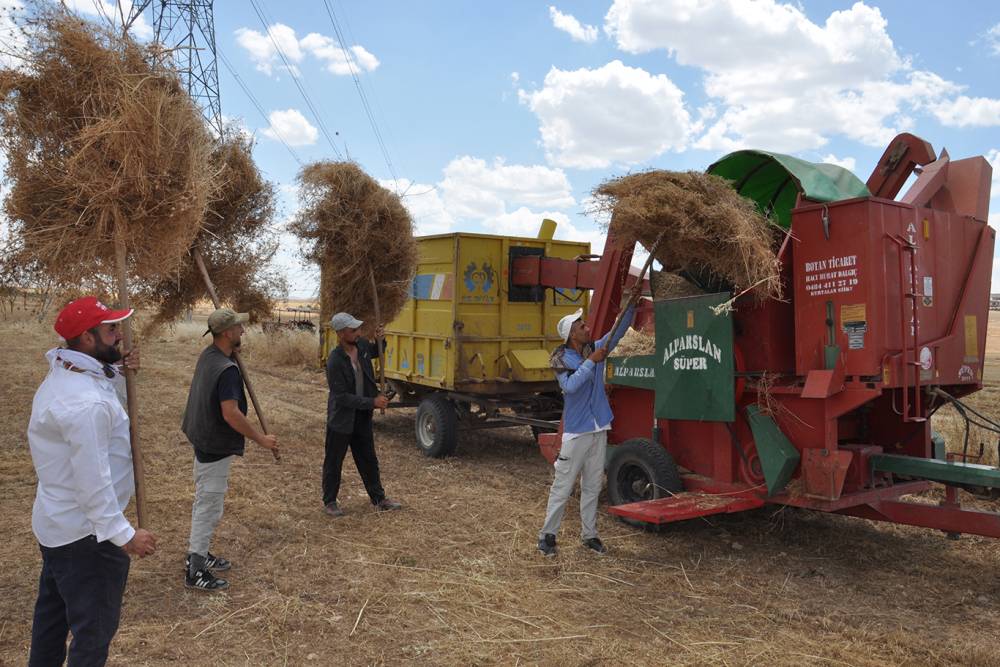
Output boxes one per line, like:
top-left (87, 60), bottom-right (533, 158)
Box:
top-left (556, 308), bottom-right (584, 343)
top-left (331, 312), bottom-right (364, 331)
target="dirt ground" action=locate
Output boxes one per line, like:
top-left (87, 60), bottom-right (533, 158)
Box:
top-left (3, 310), bottom-right (1000, 666)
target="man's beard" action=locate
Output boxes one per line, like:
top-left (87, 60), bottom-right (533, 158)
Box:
top-left (232, 338), bottom-right (241, 348)
top-left (93, 339), bottom-right (122, 364)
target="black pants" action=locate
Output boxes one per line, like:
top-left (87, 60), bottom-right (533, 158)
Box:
top-left (29, 535), bottom-right (130, 667)
top-left (322, 410), bottom-right (386, 506)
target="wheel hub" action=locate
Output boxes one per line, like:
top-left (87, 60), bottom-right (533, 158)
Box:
top-left (418, 413), bottom-right (436, 447)
top-left (618, 463), bottom-right (655, 503)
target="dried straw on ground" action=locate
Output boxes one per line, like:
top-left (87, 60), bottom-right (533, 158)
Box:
top-left (4, 309), bottom-right (1000, 664)
top-left (594, 171), bottom-right (781, 302)
top-left (290, 161), bottom-right (417, 329)
top-left (143, 131), bottom-right (284, 332)
top-left (0, 9), bottom-right (215, 291)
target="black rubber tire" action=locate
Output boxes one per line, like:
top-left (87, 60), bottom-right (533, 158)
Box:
top-left (606, 438), bottom-right (683, 507)
top-left (414, 394), bottom-right (458, 458)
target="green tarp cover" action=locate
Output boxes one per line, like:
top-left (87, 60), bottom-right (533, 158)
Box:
top-left (707, 150), bottom-right (871, 228)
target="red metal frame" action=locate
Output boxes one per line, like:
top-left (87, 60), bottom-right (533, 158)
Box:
top-left (532, 134), bottom-right (1000, 537)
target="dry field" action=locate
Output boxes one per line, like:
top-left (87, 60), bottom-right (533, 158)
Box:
top-left (3, 310), bottom-right (1000, 666)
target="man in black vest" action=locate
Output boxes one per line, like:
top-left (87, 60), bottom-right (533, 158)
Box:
top-left (182, 308), bottom-right (279, 591)
top-left (323, 312), bottom-right (401, 517)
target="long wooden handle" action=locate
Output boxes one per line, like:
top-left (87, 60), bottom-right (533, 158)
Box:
top-left (114, 233), bottom-right (147, 528)
top-left (192, 248), bottom-right (280, 462)
top-left (369, 267), bottom-right (387, 415)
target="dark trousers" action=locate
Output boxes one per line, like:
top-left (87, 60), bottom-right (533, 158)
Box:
top-left (29, 535), bottom-right (130, 667)
top-left (322, 411), bottom-right (386, 506)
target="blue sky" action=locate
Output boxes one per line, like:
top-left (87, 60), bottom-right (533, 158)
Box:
top-left (8, 1), bottom-right (1000, 297)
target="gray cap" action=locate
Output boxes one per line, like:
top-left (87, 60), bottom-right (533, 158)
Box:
top-left (330, 312), bottom-right (363, 331)
top-left (205, 308), bottom-right (249, 336)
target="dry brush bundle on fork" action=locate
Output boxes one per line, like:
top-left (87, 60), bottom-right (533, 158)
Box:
top-left (0, 10), bottom-right (219, 525)
top-left (593, 170), bottom-right (783, 310)
top-left (289, 161), bottom-right (418, 403)
top-left (141, 130), bottom-right (284, 461)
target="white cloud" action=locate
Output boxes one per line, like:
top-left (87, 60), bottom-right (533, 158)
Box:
top-left (821, 154), bottom-right (856, 173)
top-left (384, 179), bottom-right (456, 236)
top-left (300, 33), bottom-right (380, 75)
top-left (549, 6), bottom-right (598, 43)
top-left (930, 96), bottom-right (1000, 127)
top-left (63, 0), bottom-right (153, 40)
top-left (220, 114), bottom-right (253, 141)
top-left (0, 0), bottom-right (27, 69)
top-left (519, 60), bottom-right (693, 168)
top-left (381, 157), bottom-right (584, 244)
top-left (604, 0), bottom-right (998, 153)
top-left (235, 24), bottom-right (379, 78)
top-left (439, 156), bottom-right (576, 219)
top-left (987, 23), bottom-right (1000, 56)
top-left (484, 208), bottom-right (573, 236)
top-left (235, 24), bottom-right (303, 76)
top-left (261, 108), bottom-right (318, 146)
top-left (511, 72), bottom-right (520, 85)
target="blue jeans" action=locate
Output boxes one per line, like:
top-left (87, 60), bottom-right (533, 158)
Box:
top-left (28, 535), bottom-right (130, 667)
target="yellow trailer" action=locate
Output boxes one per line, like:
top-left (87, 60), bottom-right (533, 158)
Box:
top-left (321, 223), bottom-right (589, 456)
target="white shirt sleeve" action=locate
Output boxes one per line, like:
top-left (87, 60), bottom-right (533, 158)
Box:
top-left (58, 402), bottom-right (135, 547)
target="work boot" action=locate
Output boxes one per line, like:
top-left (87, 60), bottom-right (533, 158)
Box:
top-left (185, 551), bottom-right (231, 572)
top-left (324, 502), bottom-right (345, 518)
top-left (582, 537), bottom-right (607, 554)
top-left (375, 498), bottom-right (402, 512)
top-left (538, 533), bottom-right (557, 557)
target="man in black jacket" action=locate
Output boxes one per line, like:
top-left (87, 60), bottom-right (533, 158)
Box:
top-left (323, 311), bottom-right (401, 517)
top-left (182, 308), bottom-right (279, 591)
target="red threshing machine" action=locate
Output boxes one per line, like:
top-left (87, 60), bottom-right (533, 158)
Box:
top-left (515, 133), bottom-right (1000, 537)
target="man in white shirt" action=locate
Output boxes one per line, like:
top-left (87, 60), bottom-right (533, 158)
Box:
top-left (27, 296), bottom-right (157, 667)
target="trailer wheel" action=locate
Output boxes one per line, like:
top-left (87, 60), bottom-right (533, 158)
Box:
top-left (607, 439), bottom-right (682, 508)
top-left (415, 394), bottom-right (458, 458)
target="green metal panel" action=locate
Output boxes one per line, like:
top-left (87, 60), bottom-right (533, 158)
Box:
top-left (871, 454), bottom-right (1000, 489)
top-left (607, 355), bottom-right (656, 390)
top-left (654, 293), bottom-right (734, 422)
top-left (706, 150), bottom-right (870, 229)
top-left (745, 406), bottom-right (800, 496)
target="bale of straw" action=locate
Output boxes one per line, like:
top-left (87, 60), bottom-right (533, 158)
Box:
top-left (593, 171), bottom-right (781, 302)
top-left (0, 10), bottom-right (215, 292)
top-left (142, 131), bottom-right (284, 332)
top-left (290, 161), bottom-right (417, 329)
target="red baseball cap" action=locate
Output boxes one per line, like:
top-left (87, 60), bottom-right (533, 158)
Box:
top-left (54, 296), bottom-right (133, 340)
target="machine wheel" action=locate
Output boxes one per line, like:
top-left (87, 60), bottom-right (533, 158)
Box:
top-left (607, 438), bottom-right (683, 507)
top-left (415, 394), bottom-right (458, 458)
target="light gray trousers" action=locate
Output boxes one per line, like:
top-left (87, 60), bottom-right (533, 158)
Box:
top-left (188, 455), bottom-right (234, 557)
top-left (539, 430), bottom-right (607, 541)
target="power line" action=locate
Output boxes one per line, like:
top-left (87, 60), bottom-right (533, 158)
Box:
top-left (321, 0), bottom-right (398, 186)
top-left (218, 47), bottom-right (303, 166)
top-left (247, 0), bottom-right (343, 160)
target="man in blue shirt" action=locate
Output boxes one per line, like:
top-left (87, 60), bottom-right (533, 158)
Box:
top-left (538, 299), bottom-right (636, 556)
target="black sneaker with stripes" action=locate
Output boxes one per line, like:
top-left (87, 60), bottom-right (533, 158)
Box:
top-left (185, 567), bottom-right (229, 592)
top-left (185, 551), bottom-right (231, 572)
